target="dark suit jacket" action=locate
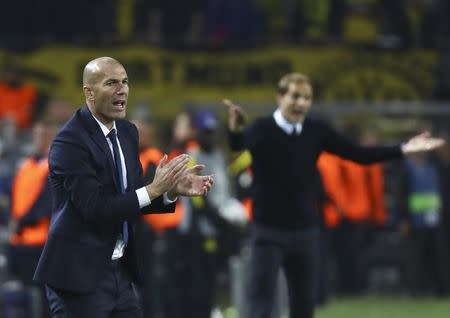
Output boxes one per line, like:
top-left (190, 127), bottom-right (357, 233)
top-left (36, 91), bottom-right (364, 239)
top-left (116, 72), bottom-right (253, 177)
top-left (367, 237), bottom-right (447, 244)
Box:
top-left (34, 106), bottom-right (175, 292)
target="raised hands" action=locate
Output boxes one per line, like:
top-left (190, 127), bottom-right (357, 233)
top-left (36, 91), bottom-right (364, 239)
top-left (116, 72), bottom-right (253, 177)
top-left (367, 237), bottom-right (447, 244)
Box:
top-left (222, 99), bottom-right (247, 132)
top-left (146, 154), bottom-right (214, 200)
top-left (401, 131), bottom-right (445, 154)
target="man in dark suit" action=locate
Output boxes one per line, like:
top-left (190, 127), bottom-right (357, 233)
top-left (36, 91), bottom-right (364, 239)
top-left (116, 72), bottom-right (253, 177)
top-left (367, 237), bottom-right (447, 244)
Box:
top-left (223, 72), bottom-right (444, 318)
top-left (34, 57), bottom-right (213, 318)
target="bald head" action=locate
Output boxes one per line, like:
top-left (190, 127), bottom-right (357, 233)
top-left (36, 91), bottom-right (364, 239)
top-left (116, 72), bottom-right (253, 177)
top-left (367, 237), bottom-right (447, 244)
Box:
top-left (83, 57), bottom-right (122, 86)
top-left (82, 56), bottom-right (129, 128)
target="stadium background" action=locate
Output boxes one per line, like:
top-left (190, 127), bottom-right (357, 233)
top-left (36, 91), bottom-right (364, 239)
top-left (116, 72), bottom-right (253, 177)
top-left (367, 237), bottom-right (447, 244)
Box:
top-left (1, 0), bottom-right (450, 317)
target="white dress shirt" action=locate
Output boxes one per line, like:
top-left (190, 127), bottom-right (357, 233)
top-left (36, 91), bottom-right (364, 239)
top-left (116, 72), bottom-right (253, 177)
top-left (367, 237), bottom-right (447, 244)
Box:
top-left (273, 109), bottom-right (302, 135)
top-left (91, 115), bottom-right (176, 259)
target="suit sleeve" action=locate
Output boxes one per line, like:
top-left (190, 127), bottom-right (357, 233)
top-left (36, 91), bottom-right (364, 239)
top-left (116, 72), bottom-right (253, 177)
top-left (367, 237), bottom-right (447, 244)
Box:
top-left (49, 131), bottom-right (170, 225)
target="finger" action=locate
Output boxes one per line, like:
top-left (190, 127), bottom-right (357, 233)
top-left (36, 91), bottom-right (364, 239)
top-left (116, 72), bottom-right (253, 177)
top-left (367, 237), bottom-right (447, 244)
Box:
top-left (165, 154), bottom-right (189, 172)
top-left (158, 154), bottom-right (168, 168)
top-left (223, 98), bottom-right (246, 116)
top-left (167, 153), bottom-right (188, 166)
top-left (431, 139), bottom-right (445, 147)
top-left (222, 99), bottom-right (236, 108)
top-left (172, 164), bottom-right (188, 181)
top-left (416, 131), bottom-right (431, 139)
top-left (167, 156), bottom-right (190, 178)
top-left (186, 164), bottom-right (205, 175)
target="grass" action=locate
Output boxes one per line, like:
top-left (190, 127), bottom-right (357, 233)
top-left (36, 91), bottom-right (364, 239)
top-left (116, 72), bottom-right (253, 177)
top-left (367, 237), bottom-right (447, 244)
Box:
top-left (315, 296), bottom-right (450, 318)
top-left (220, 295), bottom-right (450, 318)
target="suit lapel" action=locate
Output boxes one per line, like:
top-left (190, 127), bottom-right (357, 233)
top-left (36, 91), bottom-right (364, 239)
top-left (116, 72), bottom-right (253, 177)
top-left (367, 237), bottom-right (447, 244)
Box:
top-left (79, 106), bottom-right (120, 190)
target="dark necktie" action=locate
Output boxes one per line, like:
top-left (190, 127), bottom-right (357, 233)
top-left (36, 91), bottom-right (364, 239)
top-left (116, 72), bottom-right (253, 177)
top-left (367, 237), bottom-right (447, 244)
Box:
top-left (107, 129), bottom-right (129, 246)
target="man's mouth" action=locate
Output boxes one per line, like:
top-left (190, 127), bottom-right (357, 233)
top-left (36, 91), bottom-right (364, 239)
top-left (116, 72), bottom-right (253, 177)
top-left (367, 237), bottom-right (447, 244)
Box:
top-left (112, 100), bottom-right (126, 109)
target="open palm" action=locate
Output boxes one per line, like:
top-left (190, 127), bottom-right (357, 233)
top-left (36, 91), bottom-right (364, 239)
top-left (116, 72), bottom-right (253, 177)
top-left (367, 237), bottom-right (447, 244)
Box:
top-left (174, 165), bottom-right (214, 196)
top-left (402, 132), bottom-right (445, 154)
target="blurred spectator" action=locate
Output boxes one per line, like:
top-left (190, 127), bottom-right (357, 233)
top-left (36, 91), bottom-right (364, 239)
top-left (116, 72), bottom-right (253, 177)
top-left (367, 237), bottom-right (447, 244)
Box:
top-left (405, 0), bottom-right (439, 48)
top-left (135, 1), bottom-right (164, 46)
top-left (40, 98), bottom-right (75, 126)
top-left (298, 0), bottom-right (332, 43)
top-left (184, 11), bottom-right (207, 50)
top-left (0, 62), bottom-right (39, 131)
top-left (175, 109), bottom-right (246, 318)
top-left (205, 0), bottom-right (263, 49)
top-left (258, 0), bottom-right (291, 44)
top-left (169, 111), bottom-right (198, 153)
top-left (135, 0), bottom-right (206, 48)
top-left (318, 127), bottom-right (388, 295)
top-left (163, 1), bottom-right (206, 48)
top-left (435, 131), bottom-right (450, 289)
top-left (399, 151), bottom-right (449, 296)
top-left (157, 110), bottom-right (198, 318)
top-left (7, 120), bottom-right (57, 318)
top-left (343, 0), bottom-right (378, 45)
top-left (328, 0), bottom-right (346, 42)
top-left (379, 0), bottom-right (413, 49)
top-left (131, 110), bottom-right (164, 318)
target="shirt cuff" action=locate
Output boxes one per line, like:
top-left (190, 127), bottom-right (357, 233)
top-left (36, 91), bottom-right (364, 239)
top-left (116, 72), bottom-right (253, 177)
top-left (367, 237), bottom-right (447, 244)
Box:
top-left (163, 192), bottom-right (178, 205)
top-left (136, 187), bottom-right (151, 208)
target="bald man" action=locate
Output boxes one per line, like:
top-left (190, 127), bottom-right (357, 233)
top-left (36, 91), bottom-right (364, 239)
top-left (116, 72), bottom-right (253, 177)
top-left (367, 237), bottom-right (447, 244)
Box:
top-left (34, 57), bottom-right (213, 318)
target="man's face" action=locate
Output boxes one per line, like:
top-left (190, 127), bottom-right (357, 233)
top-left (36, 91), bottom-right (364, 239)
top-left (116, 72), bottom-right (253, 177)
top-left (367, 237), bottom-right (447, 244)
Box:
top-left (277, 82), bottom-right (313, 123)
top-left (85, 63), bottom-right (129, 127)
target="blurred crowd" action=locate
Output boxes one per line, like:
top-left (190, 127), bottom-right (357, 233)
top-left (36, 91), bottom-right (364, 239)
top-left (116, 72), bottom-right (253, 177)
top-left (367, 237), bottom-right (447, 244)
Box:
top-left (2, 0), bottom-right (450, 51)
top-left (0, 60), bottom-right (449, 318)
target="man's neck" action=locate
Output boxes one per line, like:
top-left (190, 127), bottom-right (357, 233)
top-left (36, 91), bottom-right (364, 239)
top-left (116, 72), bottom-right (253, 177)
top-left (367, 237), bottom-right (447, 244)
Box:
top-left (87, 104), bottom-right (114, 130)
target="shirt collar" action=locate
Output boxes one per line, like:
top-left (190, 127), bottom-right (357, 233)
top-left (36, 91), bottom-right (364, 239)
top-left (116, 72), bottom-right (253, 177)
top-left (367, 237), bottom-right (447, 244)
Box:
top-left (273, 109), bottom-right (302, 135)
top-left (91, 114), bottom-right (117, 137)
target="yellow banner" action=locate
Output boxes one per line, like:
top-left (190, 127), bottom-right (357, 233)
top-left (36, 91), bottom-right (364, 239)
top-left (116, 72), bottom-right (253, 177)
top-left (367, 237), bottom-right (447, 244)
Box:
top-left (2, 47), bottom-right (437, 117)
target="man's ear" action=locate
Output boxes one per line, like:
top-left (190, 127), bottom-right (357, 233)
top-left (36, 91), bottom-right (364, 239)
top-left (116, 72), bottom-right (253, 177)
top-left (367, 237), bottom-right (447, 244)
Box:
top-left (83, 86), bottom-right (94, 101)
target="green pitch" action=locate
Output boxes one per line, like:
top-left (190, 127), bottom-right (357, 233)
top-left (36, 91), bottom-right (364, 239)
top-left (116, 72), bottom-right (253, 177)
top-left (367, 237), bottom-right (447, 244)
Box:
top-left (316, 296), bottom-right (450, 318)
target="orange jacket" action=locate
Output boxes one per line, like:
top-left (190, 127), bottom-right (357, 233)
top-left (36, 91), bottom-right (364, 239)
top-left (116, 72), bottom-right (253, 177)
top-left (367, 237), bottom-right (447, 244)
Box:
top-left (0, 82), bottom-right (37, 130)
top-left (317, 153), bottom-right (347, 228)
top-left (317, 152), bottom-right (386, 227)
top-left (341, 159), bottom-right (386, 224)
top-left (140, 147), bottom-right (184, 234)
top-left (10, 157), bottom-right (50, 246)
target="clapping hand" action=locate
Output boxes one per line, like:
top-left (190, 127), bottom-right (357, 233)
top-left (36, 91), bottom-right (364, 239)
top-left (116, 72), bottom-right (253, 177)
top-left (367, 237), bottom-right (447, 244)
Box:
top-left (146, 154), bottom-right (189, 199)
top-left (168, 164), bottom-right (214, 198)
top-left (401, 131), bottom-right (445, 154)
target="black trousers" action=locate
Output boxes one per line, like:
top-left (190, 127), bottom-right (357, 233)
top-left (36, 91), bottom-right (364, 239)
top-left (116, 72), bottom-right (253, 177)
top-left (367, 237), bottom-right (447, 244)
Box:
top-left (247, 224), bottom-right (319, 318)
top-left (46, 259), bottom-right (142, 318)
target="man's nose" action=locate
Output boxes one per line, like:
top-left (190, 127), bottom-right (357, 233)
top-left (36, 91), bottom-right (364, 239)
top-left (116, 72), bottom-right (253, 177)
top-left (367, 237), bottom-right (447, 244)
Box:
top-left (296, 97), bottom-right (307, 105)
top-left (116, 84), bottom-right (127, 95)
